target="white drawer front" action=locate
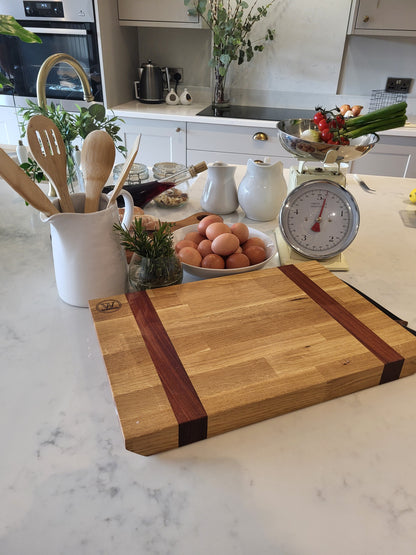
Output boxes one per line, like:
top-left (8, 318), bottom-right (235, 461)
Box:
top-left (187, 122), bottom-right (288, 158)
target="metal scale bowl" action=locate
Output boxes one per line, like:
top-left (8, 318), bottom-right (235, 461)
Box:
top-left (276, 119), bottom-right (380, 271)
top-left (277, 118), bottom-right (379, 190)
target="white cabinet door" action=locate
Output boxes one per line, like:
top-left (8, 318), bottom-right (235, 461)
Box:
top-left (0, 106), bottom-right (21, 146)
top-left (116, 117), bottom-right (186, 167)
top-left (350, 135), bottom-right (416, 178)
top-left (349, 0), bottom-right (416, 36)
top-left (118, 0), bottom-right (201, 27)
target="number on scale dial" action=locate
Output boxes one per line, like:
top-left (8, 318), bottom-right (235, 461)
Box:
top-left (279, 179), bottom-right (360, 260)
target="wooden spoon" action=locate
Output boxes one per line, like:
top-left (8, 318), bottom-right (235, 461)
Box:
top-left (27, 115), bottom-right (74, 213)
top-left (81, 129), bottom-right (116, 213)
top-left (0, 148), bottom-right (59, 217)
top-left (107, 134), bottom-right (141, 207)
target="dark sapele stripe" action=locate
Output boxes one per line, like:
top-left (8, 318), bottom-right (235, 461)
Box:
top-left (126, 291), bottom-right (207, 446)
top-left (279, 265), bottom-right (404, 383)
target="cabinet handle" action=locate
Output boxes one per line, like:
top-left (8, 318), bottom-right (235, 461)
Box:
top-left (252, 131), bottom-right (268, 141)
top-left (362, 15), bottom-right (370, 22)
top-left (176, 127), bottom-right (182, 133)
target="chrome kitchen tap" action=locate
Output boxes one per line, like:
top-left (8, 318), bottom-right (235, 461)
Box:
top-left (36, 53), bottom-right (94, 109)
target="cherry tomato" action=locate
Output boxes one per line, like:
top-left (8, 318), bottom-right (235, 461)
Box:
top-left (340, 136), bottom-right (350, 145)
top-left (313, 111), bottom-right (325, 124)
top-left (318, 119), bottom-right (329, 130)
top-left (336, 115), bottom-right (345, 126)
top-left (320, 128), bottom-right (333, 142)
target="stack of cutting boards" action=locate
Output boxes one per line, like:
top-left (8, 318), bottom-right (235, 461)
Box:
top-left (90, 261), bottom-right (416, 456)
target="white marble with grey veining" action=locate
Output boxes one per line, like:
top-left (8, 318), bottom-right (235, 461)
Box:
top-left (1, 170), bottom-right (416, 555)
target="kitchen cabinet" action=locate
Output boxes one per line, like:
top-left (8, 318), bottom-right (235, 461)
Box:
top-left (117, 0), bottom-right (202, 28)
top-left (186, 122), bottom-right (294, 167)
top-left (350, 134), bottom-right (416, 178)
top-left (348, 0), bottom-right (416, 36)
top-left (0, 106), bottom-right (21, 146)
top-left (116, 117), bottom-right (186, 166)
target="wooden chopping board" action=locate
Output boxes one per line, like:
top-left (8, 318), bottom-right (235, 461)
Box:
top-left (89, 261), bottom-right (416, 456)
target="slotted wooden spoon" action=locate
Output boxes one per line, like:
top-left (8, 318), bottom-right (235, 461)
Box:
top-left (0, 148), bottom-right (59, 217)
top-left (81, 129), bottom-right (116, 213)
top-left (27, 115), bottom-right (74, 213)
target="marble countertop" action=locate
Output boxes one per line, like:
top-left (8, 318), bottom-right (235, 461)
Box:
top-left (110, 100), bottom-right (416, 136)
top-left (1, 169), bottom-right (416, 554)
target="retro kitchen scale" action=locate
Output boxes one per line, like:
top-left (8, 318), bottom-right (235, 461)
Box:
top-left (275, 119), bottom-right (379, 271)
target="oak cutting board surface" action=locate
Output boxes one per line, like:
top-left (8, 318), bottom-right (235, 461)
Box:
top-left (89, 261), bottom-right (416, 456)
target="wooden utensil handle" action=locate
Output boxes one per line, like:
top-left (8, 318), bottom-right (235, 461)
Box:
top-left (170, 212), bottom-right (214, 231)
top-left (0, 149), bottom-right (59, 216)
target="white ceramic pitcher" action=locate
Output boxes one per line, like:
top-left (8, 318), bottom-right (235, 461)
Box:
top-left (237, 159), bottom-right (287, 221)
top-left (41, 190), bottom-right (134, 307)
top-left (200, 161), bottom-right (238, 214)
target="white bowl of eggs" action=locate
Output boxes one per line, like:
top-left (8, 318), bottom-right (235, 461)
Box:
top-left (173, 214), bottom-right (277, 278)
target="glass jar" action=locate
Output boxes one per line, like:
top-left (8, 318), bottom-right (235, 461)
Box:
top-left (128, 253), bottom-right (183, 291)
top-left (113, 162), bottom-right (149, 185)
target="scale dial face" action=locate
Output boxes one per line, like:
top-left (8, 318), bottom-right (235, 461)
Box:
top-left (279, 179), bottom-right (360, 260)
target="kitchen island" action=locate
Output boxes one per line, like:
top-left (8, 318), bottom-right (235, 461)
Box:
top-left (1, 169), bottom-right (416, 555)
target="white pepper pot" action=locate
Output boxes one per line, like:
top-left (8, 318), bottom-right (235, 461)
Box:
top-left (237, 159), bottom-right (287, 221)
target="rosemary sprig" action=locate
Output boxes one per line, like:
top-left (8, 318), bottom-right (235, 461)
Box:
top-left (114, 218), bottom-right (176, 259)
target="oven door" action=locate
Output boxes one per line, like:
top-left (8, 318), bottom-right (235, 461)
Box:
top-left (0, 21), bottom-right (102, 106)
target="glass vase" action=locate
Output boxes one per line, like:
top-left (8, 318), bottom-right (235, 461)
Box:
top-left (128, 253), bottom-right (183, 291)
top-left (212, 64), bottom-right (230, 109)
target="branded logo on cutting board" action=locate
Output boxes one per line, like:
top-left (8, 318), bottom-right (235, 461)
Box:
top-left (96, 299), bottom-right (122, 313)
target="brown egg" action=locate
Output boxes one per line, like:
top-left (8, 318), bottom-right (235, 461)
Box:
top-left (175, 239), bottom-right (198, 253)
top-left (230, 222), bottom-right (249, 244)
top-left (242, 237), bottom-right (266, 251)
top-left (197, 214), bottom-right (223, 235)
top-left (201, 254), bottom-right (225, 269)
top-left (244, 245), bottom-right (266, 265)
top-left (211, 233), bottom-right (240, 256)
top-left (197, 239), bottom-right (213, 258)
top-left (178, 246), bottom-right (202, 267)
top-left (205, 222), bottom-right (231, 241)
top-left (226, 253), bottom-right (250, 269)
top-left (234, 246), bottom-right (243, 254)
top-left (184, 231), bottom-right (205, 245)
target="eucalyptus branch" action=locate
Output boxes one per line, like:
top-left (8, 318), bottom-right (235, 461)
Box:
top-left (185, 0), bottom-right (276, 69)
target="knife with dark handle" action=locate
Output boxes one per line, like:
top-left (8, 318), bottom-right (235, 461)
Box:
top-left (343, 280), bottom-right (416, 335)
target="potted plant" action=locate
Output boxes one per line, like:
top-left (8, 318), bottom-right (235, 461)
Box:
top-left (114, 218), bottom-right (183, 291)
top-left (185, 0), bottom-right (276, 107)
top-left (18, 100), bottom-right (127, 190)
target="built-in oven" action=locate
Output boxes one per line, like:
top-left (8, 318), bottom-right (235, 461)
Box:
top-left (0, 0), bottom-right (102, 110)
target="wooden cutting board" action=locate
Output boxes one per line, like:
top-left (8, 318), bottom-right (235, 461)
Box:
top-left (89, 261), bottom-right (416, 456)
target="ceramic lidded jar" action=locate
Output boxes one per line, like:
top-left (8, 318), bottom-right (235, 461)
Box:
top-left (237, 159), bottom-right (287, 221)
top-left (200, 161), bottom-right (238, 214)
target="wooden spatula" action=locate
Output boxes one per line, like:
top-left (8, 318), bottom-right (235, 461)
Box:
top-left (107, 134), bottom-right (141, 207)
top-left (0, 148), bottom-right (59, 217)
top-left (27, 115), bottom-right (74, 213)
top-left (81, 129), bottom-right (116, 213)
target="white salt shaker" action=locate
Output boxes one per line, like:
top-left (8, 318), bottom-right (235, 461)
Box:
top-left (165, 89), bottom-right (180, 105)
top-left (201, 161), bottom-right (238, 214)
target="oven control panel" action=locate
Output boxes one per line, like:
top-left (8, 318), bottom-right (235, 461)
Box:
top-left (23, 2), bottom-right (64, 18)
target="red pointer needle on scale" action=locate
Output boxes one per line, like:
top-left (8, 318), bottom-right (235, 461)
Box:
top-left (311, 197), bottom-right (327, 232)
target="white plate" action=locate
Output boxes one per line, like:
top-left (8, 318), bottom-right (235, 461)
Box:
top-left (174, 224), bottom-right (277, 278)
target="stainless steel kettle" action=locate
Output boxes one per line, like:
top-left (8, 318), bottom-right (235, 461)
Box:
top-left (137, 61), bottom-right (169, 104)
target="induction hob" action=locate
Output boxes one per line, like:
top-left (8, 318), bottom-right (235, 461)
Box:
top-left (196, 105), bottom-right (314, 121)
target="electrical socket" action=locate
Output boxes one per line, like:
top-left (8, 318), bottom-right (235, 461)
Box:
top-left (385, 77), bottom-right (412, 93)
top-left (167, 67), bottom-right (183, 86)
